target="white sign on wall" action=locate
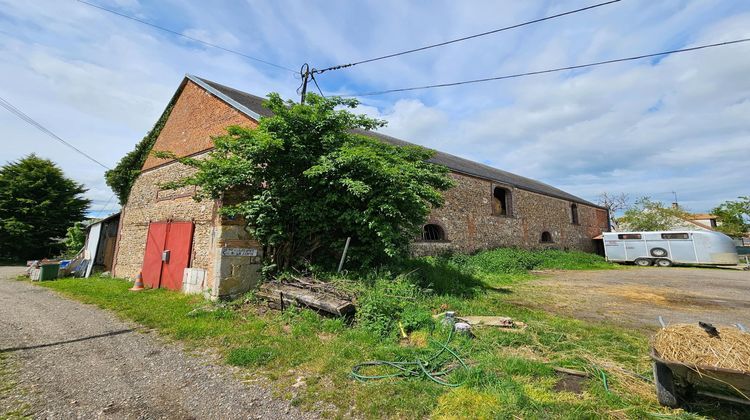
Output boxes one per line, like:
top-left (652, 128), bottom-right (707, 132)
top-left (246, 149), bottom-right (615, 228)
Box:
top-left (221, 247), bottom-right (258, 257)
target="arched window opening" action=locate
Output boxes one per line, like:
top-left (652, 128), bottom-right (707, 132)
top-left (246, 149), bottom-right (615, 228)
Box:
top-left (540, 231), bottom-right (553, 243)
top-left (571, 203), bottom-right (579, 225)
top-left (422, 224), bottom-right (445, 241)
top-left (493, 187), bottom-right (511, 216)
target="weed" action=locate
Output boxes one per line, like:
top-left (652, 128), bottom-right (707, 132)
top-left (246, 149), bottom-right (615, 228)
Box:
top-left (36, 249), bottom-right (746, 419)
top-left (226, 346), bottom-right (278, 366)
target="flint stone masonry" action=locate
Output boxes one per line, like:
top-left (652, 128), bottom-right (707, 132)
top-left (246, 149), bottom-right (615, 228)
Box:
top-left (411, 173), bottom-right (608, 256)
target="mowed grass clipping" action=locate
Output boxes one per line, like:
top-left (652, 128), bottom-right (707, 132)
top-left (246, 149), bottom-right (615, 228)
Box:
top-left (37, 250), bottom-right (745, 419)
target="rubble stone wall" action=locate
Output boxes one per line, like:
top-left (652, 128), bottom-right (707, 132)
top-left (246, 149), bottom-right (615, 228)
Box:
top-left (412, 173), bottom-right (608, 256)
top-left (112, 158), bottom-right (220, 286)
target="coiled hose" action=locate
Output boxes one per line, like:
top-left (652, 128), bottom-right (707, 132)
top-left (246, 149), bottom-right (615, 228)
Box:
top-left (351, 327), bottom-right (469, 386)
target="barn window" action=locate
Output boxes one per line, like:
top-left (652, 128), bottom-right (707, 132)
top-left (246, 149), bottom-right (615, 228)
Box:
top-left (540, 231), bottom-right (553, 243)
top-left (422, 224), bottom-right (445, 241)
top-left (570, 203), bottom-right (579, 225)
top-left (492, 187), bottom-right (511, 216)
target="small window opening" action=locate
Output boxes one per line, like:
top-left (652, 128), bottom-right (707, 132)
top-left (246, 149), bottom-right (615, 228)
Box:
top-left (662, 233), bottom-right (689, 240)
top-left (493, 187), bottom-right (510, 216)
top-left (422, 224), bottom-right (445, 241)
top-left (618, 233), bottom-right (642, 240)
top-left (571, 203), bottom-right (579, 225)
top-left (540, 231), bottom-right (553, 243)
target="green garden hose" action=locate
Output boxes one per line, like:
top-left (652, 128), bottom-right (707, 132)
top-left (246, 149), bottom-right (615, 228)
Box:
top-left (351, 327), bottom-right (469, 387)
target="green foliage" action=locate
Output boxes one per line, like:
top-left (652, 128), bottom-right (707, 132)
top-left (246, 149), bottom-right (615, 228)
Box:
top-left (712, 196), bottom-right (750, 237)
top-left (62, 221), bottom-right (86, 257)
top-left (105, 103), bottom-right (173, 204)
top-left (617, 196), bottom-right (689, 231)
top-left (164, 93), bottom-right (454, 270)
top-left (355, 276), bottom-right (433, 337)
top-left (0, 154), bottom-right (90, 260)
top-left (457, 248), bottom-right (613, 275)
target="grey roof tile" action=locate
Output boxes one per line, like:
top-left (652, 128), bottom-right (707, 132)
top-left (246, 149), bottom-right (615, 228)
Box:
top-left (188, 75), bottom-right (599, 208)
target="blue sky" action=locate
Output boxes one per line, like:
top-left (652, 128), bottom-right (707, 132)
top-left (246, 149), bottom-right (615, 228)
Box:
top-left (1, 0), bottom-right (749, 218)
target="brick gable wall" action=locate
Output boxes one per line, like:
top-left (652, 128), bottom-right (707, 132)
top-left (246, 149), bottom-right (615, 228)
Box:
top-left (141, 80), bottom-right (257, 171)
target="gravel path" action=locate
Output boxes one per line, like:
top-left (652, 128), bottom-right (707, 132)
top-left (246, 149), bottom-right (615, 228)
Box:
top-left (0, 267), bottom-right (317, 419)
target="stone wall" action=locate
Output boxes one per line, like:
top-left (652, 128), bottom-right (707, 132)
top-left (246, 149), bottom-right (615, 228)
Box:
top-left (113, 159), bottom-right (219, 285)
top-left (412, 173), bottom-right (609, 256)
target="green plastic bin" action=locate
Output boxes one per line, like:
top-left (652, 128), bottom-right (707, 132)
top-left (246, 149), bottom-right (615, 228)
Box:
top-left (39, 263), bottom-right (60, 281)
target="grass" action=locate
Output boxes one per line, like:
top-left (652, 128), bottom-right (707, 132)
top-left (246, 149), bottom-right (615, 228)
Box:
top-left (34, 249), bottom-right (747, 419)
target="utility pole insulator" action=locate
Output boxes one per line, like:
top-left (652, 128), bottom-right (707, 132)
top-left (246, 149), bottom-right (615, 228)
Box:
top-left (299, 63), bottom-right (310, 104)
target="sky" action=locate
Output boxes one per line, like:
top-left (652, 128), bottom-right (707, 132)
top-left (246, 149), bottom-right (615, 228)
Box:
top-left (1, 0), bottom-right (749, 218)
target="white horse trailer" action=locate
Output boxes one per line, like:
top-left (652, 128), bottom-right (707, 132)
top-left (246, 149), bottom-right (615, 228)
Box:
top-left (602, 231), bottom-right (739, 267)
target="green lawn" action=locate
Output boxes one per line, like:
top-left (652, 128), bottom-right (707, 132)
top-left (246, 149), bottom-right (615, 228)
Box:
top-left (35, 250), bottom-right (742, 419)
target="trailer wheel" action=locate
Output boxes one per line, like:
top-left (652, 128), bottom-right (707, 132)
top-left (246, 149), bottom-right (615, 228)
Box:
top-left (654, 361), bottom-right (680, 407)
top-left (650, 247), bottom-right (668, 257)
top-left (656, 259), bottom-right (673, 267)
top-left (635, 258), bottom-right (653, 267)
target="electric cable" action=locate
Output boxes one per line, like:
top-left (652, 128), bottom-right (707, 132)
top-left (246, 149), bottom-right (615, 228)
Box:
top-left (0, 95), bottom-right (111, 170)
top-left (76, 0), bottom-right (297, 74)
top-left (346, 37), bottom-right (750, 97)
top-left (314, 0), bottom-right (622, 74)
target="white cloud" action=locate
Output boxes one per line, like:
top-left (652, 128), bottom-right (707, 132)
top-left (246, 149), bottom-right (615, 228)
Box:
top-left (0, 0), bottom-right (748, 216)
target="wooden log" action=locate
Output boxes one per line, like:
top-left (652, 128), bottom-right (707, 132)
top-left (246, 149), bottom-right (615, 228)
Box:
top-left (258, 283), bottom-right (355, 316)
top-left (553, 367), bottom-right (591, 378)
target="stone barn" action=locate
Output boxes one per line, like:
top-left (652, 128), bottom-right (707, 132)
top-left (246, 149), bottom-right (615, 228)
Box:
top-left (112, 75), bottom-right (609, 298)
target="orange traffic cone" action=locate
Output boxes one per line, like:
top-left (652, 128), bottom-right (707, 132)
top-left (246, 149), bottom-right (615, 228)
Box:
top-left (129, 272), bottom-right (145, 291)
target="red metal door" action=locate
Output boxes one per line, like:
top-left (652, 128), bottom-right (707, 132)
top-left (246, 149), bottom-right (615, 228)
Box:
top-left (142, 222), bottom-right (168, 288)
top-left (159, 222), bottom-right (195, 291)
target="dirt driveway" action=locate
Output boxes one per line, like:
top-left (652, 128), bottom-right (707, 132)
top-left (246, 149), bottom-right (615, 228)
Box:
top-left (510, 267), bottom-right (750, 330)
top-left (0, 267), bottom-right (316, 419)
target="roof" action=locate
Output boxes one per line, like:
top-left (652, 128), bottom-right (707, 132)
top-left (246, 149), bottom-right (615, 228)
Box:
top-left (184, 74), bottom-right (601, 208)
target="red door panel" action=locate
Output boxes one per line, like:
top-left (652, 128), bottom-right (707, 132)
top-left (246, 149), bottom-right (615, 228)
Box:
top-left (142, 222), bottom-right (168, 288)
top-left (159, 222), bottom-right (194, 291)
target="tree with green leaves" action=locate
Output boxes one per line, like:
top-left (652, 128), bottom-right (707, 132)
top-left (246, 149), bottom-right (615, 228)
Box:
top-left (0, 155), bottom-right (90, 260)
top-left (160, 93), bottom-right (454, 270)
top-left (105, 103), bottom-right (173, 204)
top-left (711, 196), bottom-right (750, 237)
top-left (617, 197), bottom-right (689, 231)
top-left (62, 221), bottom-right (86, 257)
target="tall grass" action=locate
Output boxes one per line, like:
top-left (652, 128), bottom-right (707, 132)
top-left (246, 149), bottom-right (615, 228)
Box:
top-left (37, 249), bottom-right (745, 419)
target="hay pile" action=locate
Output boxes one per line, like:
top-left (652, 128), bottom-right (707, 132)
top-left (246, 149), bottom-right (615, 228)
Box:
top-left (653, 323), bottom-right (750, 372)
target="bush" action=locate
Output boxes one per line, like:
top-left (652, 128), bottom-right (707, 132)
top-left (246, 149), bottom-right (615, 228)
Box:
top-left (465, 248), bottom-right (612, 274)
top-left (355, 276), bottom-right (433, 337)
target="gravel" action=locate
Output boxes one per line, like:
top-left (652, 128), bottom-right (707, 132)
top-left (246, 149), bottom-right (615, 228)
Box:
top-left (0, 267), bottom-right (317, 419)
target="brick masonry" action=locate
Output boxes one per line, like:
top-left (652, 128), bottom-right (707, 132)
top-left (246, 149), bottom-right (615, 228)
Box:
top-left (142, 80), bottom-right (257, 171)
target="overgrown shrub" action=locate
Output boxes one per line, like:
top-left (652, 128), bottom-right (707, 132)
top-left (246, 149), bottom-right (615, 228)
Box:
top-left (466, 248), bottom-right (612, 274)
top-left (355, 276), bottom-right (433, 337)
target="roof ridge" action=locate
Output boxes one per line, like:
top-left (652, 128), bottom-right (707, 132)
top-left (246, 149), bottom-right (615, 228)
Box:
top-left (185, 75), bottom-right (601, 208)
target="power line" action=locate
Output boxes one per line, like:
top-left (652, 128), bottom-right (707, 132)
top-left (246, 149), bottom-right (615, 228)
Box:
top-left (314, 0), bottom-right (622, 74)
top-left (76, 0), bottom-right (298, 74)
top-left (347, 37), bottom-right (750, 97)
top-left (0, 95), bottom-right (110, 170)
